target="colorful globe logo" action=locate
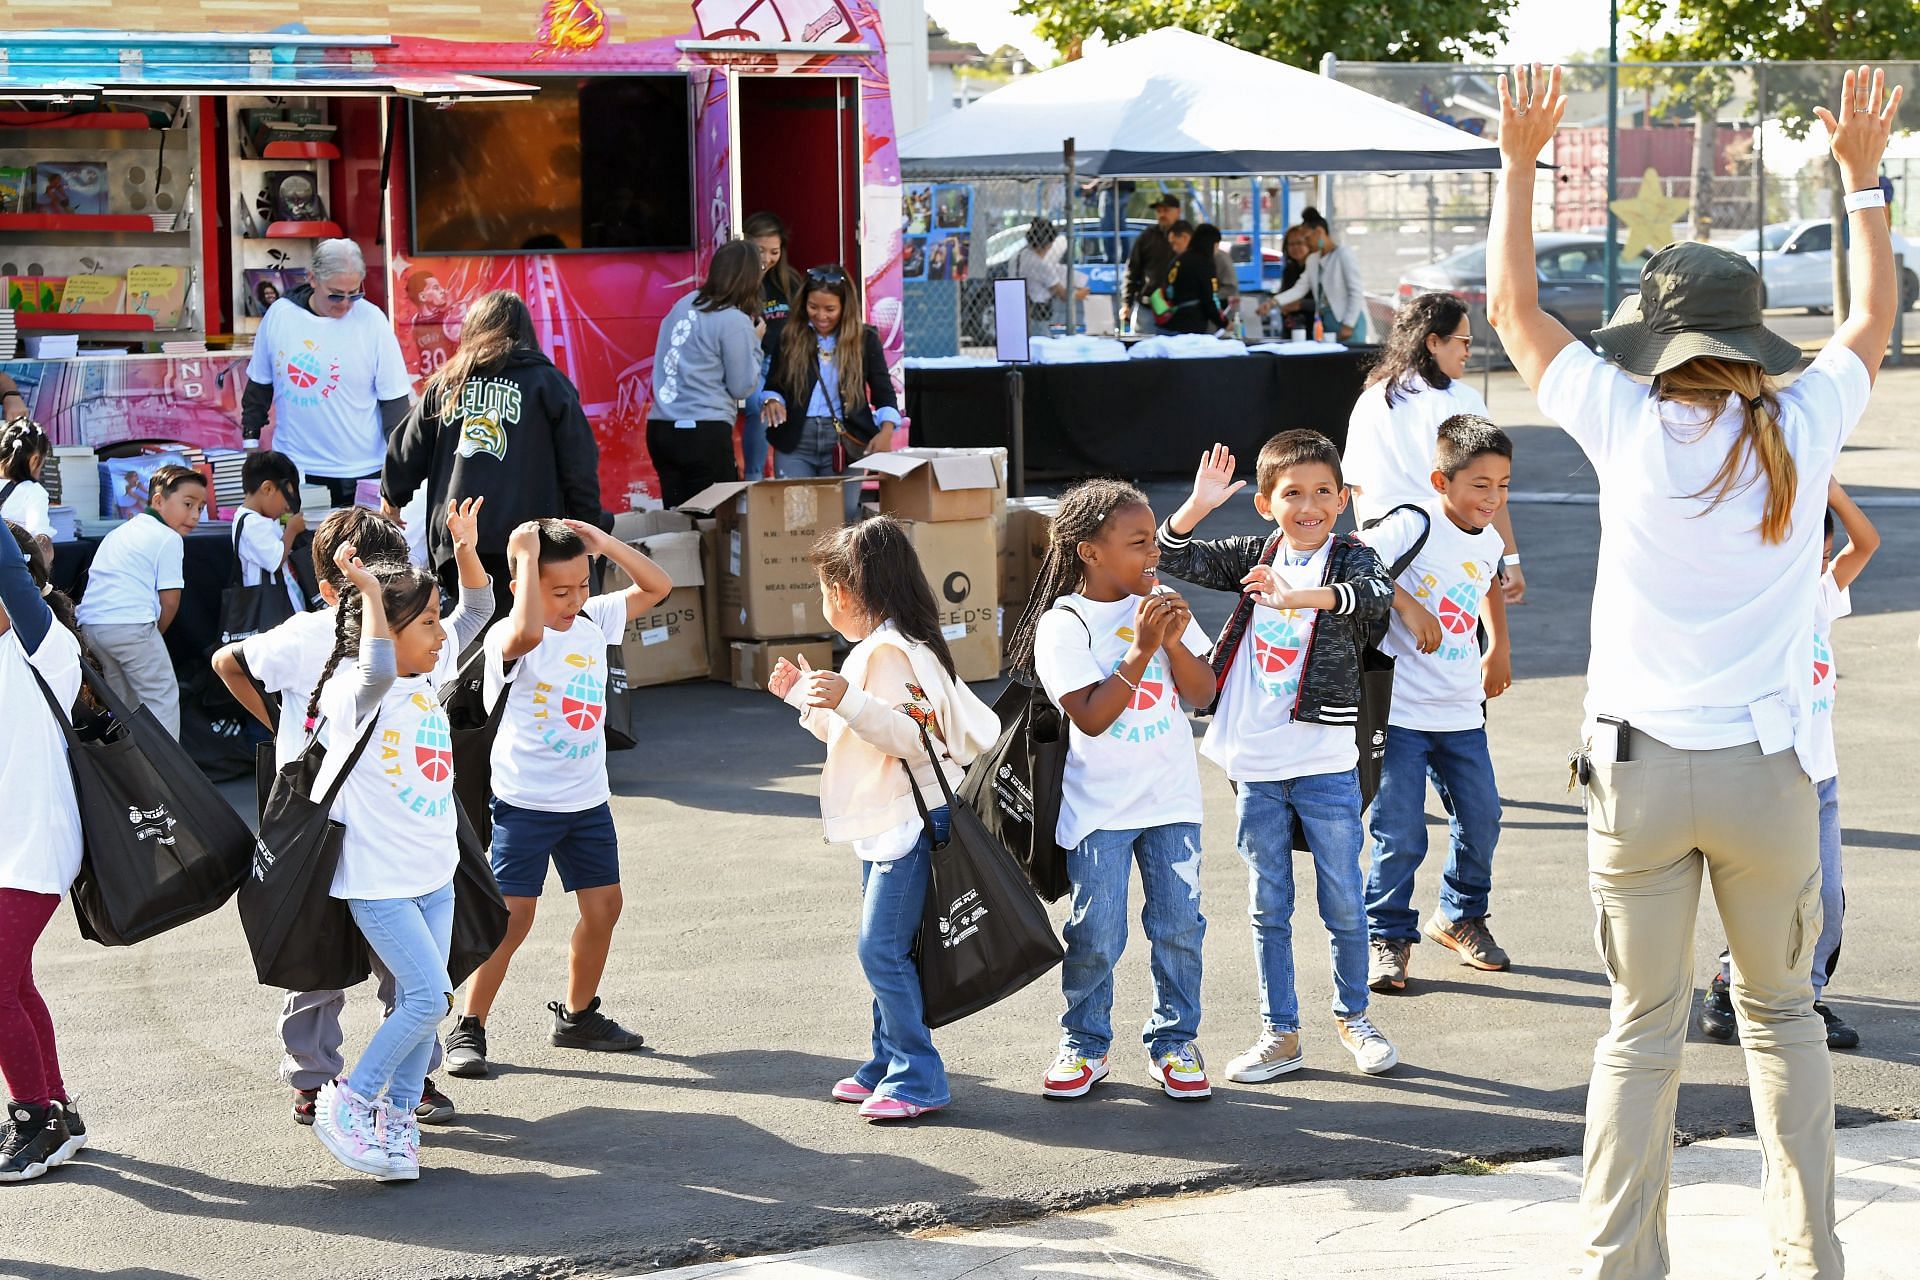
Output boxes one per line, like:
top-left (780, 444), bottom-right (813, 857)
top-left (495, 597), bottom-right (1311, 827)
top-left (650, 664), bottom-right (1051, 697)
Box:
top-left (1438, 582), bottom-right (1479, 636)
top-left (1250, 616), bottom-right (1302, 676)
top-left (1128, 656), bottom-right (1165, 711)
top-left (1812, 634), bottom-right (1832, 684)
top-left (286, 349), bottom-right (323, 390)
top-left (561, 671), bottom-right (605, 732)
top-left (415, 711), bottom-right (453, 783)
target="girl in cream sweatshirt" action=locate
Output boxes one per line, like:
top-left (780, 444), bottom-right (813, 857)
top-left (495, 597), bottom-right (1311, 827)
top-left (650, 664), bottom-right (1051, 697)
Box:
top-left (769, 517), bottom-right (998, 1123)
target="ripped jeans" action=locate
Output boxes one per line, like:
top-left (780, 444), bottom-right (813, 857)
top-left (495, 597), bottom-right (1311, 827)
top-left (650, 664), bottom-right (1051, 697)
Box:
top-left (346, 880), bottom-right (455, 1115)
top-left (1060, 822), bottom-right (1206, 1059)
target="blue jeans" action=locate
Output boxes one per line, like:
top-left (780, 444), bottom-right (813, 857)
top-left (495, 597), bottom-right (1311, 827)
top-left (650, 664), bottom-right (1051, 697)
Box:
top-left (1364, 726), bottom-right (1502, 942)
top-left (346, 881), bottom-right (455, 1114)
top-left (854, 807), bottom-right (950, 1108)
top-left (774, 415), bottom-right (862, 522)
top-left (742, 351), bottom-right (772, 479)
top-left (1059, 823), bottom-right (1206, 1059)
top-left (1235, 771), bottom-right (1369, 1033)
top-left (1811, 776), bottom-right (1843, 994)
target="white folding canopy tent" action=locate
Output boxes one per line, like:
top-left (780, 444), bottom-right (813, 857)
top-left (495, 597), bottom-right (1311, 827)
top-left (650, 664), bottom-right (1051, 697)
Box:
top-left (898, 27), bottom-right (1504, 177)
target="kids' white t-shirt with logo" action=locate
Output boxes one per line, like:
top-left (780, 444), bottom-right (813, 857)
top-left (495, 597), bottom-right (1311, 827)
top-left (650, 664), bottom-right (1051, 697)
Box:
top-left (0, 621), bottom-right (83, 896)
top-left (1805, 569), bottom-right (1851, 785)
top-left (1204, 540), bottom-right (1357, 784)
top-left (1033, 592), bottom-right (1211, 850)
top-left (247, 297), bottom-right (413, 479)
top-left (484, 593), bottom-right (627, 814)
top-left (240, 606), bottom-right (339, 768)
top-left (1358, 501), bottom-right (1503, 733)
top-left (319, 639), bottom-right (463, 901)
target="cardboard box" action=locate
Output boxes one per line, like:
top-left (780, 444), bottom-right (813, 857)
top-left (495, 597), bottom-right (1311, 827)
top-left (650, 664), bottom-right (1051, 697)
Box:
top-left (1000, 497), bottom-right (1060, 609)
top-left (730, 638), bottom-right (835, 692)
top-left (606, 531), bottom-right (708, 687)
top-left (899, 516), bottom-right (1001, 682)
top-left (680, 477), bottom-right (844, 640)
top-left (854, 448), bottom-right (1002, 523)
top-left (611, 508), bottom-right (694, 543)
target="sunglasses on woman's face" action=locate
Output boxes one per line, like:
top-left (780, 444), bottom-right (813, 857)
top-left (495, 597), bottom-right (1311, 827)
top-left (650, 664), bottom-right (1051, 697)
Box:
top-left (325, 288), bottom-right (367, 304)
top-left (807, 266), bottom-right (848, 286)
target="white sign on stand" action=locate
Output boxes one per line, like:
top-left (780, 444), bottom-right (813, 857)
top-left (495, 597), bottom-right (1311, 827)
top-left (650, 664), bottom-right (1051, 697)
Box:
top-left (993, 277), bottom-right (1029, 364)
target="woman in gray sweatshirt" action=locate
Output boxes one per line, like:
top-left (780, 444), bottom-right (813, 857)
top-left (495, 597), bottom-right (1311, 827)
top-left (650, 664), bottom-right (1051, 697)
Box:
top-left (647, 240), bottom-right (767, 506)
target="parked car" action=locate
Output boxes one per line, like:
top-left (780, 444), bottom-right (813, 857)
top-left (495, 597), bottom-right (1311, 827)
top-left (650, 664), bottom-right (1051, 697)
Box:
top-left (1723, 219), bottom-right (1920, 312)
top-left (1397, 234), bottom-right (1649, 352)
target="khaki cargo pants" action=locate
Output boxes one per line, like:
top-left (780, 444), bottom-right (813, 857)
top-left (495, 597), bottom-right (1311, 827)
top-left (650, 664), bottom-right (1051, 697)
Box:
top-left (1579, 731), bottom-right (1837, 1279)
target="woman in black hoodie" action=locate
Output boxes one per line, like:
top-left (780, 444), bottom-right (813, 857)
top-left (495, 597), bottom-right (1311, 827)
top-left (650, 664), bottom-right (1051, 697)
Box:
top-left (382, 289), bottom-right (602, 613)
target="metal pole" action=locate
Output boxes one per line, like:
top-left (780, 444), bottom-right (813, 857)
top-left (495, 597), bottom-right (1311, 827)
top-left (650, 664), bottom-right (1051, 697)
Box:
top-left (1064, 136), bottom-right (1078, 334)
top-left (1603, 2), bottom-right (1620, 324)
top-left (1007, 367), bottom-right (1026, 498)
top-left (1755, 62), bottom-right (1767, 289)
top-left (1318, 54), bottom-right (1338, 225)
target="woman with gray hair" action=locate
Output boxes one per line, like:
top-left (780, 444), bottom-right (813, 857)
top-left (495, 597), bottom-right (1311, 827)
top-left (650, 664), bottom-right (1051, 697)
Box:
top-left (243, 237), bottom-right (414, 508)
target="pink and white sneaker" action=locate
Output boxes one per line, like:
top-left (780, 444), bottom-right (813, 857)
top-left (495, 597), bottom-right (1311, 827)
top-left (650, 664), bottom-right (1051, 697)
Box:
top-left (831, 1077), bottom-right (874, 1104)
top-left (858, 1095), bottom-right (944, 1123)
top-left (313, 1079), bottom-right (389, 1177)
top-left (378, 1106), bottom-right (420, 1183)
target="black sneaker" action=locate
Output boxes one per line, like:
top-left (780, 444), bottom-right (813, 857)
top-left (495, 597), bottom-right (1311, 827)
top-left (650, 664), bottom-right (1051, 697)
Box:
top-left (1699, 973), bottom-right (1737, 1042)
top-left (415, 1077), bottom-right (456, 1125)
top-left (548, 997), bottom-right (645, 1053)
top-left (0, 1101), bottom-right (70, 1183)
top-left (1815, 1002), bottom-right (1860, 1050)
top-left (444, 1016), bottom-right (490, 1079)
top-left (50, 1097), bottom-right (86, 1165)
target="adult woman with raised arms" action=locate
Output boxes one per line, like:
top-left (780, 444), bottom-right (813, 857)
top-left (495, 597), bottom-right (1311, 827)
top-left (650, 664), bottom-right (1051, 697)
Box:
top-left (1488, 65), bottom-right (1900, 1279)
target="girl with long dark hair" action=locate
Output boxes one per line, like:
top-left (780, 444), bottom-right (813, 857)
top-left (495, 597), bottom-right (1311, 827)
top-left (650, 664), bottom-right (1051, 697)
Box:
top-left (1489, 64), bottom-right (1900, 1276)
top-left (764, 517), bottom-right (999, 1122)
top-left (760, 264), bottom-right (899, 520)
top-left (645, 240), bottom-right (765, 507)
top-left (383, 289), bottom-right (602, 616)
top-left (1344, 292), bottom-right (1526, 602)
top-left (741, 211), bottom-right (803, 479)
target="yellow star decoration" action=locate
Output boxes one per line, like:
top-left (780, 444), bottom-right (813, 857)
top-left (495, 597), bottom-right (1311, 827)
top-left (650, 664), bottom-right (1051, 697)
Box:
top-left (1609, 167), bottom-right (1691, 259)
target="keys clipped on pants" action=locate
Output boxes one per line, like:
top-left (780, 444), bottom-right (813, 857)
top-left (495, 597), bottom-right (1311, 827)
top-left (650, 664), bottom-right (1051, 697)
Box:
top-left (1566, 743), bottom-right (1593, 793)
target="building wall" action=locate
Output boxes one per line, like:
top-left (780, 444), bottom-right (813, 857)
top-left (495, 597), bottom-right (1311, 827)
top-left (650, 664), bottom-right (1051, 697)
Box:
top-left (875, 0), bottom-right (929, 136)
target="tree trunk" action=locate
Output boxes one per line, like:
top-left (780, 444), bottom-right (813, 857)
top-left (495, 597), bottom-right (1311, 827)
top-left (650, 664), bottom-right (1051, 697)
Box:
top-left (1689, 94), bottom-right (1718, 241)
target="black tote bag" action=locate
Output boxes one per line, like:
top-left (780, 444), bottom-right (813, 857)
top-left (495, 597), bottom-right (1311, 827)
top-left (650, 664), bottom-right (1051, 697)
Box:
top-left (603, 641), bottom-right (636, 751)
top-left (907, 727), bottom-right (1064, 1029)
top-left (219, 511), bottom-right (300, 646)
top-left (33, 664), bottom-right (257, 947)
top-left (957, 677), bottom-right (1071, 903)
top-left (239, 721), bottom-right (378, 991)
top-left (448, 799), bottom-right (510, 988)
top-left (439, 642), bottom-right (512, 846)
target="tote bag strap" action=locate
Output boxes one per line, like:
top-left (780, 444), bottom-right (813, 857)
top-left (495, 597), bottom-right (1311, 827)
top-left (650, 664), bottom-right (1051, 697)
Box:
top-left (898, 720), bottom-right (961, 849)
top-left (231, 509), bottom-right (287, 588)
top-left (27, 662), bottom-right (83, 748)
top-left (305, 712), bottom-right (383, 810)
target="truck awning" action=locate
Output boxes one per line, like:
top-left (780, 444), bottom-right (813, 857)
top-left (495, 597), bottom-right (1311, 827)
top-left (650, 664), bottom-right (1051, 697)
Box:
top-left (0, 47), bottom-right (535, 102)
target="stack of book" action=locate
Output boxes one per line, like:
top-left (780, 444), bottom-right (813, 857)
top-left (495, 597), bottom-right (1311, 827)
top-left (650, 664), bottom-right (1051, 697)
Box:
top-left (161, 339), bottom-right (207, 355)
top-left (52, 446), bottom-right (98, 529)
top-left (205, 447), bottom-right (249, 513)
top-left (46, 506), bottom-right (78, 543)
top-left (0, 309), bottom-right (14, 360)
top-left (22, 333), bottom-right (77, 359)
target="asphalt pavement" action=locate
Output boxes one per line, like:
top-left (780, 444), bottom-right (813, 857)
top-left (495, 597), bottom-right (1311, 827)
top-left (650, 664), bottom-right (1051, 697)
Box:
top-left (7, 368), bottom-right (1918, 1280)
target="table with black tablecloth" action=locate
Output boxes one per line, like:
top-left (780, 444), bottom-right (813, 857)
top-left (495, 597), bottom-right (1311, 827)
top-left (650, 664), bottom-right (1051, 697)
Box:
top-left (904, 349), bottom-right (1375, 479)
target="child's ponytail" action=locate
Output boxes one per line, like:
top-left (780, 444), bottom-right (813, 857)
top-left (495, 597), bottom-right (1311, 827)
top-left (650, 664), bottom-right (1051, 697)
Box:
top-left (1003, 478), bottom-right (1150, 677)
top-left (307, 587), bottom-right (362, 728)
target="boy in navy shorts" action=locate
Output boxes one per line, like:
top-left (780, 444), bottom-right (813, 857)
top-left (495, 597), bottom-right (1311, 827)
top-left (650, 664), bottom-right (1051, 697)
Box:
top-left (443, 519), bottom-right (673, 1076)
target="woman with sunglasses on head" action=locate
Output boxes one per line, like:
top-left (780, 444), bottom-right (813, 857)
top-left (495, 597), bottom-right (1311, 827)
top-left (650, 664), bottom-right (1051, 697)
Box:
top-left (1491, 66), bottom-right (1902, 1279)
top-left (1344, 292), bottom-right (1527, 603)
top-left (760, 265), bottom-right (898, 521)
top-left (243, 238), bottom-right (414, 508)
top-left (646, 239), bottom-right (766, 508)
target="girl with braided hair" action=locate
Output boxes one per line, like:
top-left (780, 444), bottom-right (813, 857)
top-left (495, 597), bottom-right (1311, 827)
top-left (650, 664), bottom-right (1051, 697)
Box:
top-left (0, 417), bottom-right (53, 561)
top-left (305, 498), bottom-right (494, 1183)
top-left (1006, 480), bottom-right (1218, 1103)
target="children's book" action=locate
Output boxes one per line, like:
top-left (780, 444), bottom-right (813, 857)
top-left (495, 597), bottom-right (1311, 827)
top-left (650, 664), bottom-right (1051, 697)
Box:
top-left (0, 168), bottom-right (28, 214)
top-left (32, 162), bottom-right (109, 216)
top-left (59, 275), bottom-right (127, 315)
top-left (125, 266), bottom-right (187, 327)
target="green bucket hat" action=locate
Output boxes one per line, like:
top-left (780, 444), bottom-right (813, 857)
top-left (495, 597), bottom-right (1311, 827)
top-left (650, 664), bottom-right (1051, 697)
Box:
top-left (1591, 240), bottom-right (1802, 377)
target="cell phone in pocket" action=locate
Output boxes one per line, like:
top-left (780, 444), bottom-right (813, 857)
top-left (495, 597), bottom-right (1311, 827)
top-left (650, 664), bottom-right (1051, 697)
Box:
top-left (1595, 714), bottom-right (1632, 764)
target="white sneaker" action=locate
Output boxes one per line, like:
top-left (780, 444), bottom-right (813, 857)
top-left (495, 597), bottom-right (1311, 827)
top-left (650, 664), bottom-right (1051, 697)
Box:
top-left (1042, 1048), bottom-right (1110, 1100)
top-left (1145, 1042), bottom-right (1212, 1100)
top-left (1224, 1029), bottom-right (1304, 1083)
top-left (1337, 1014), bottom-right (1399, 1075)
top-left (378, 1106), bottom-right (420, 1183)
top-left (313, 1079), bottom-right (389, 1177)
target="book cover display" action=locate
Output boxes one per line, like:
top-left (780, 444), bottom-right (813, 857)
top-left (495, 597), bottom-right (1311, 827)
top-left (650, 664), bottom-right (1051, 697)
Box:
top-left (0, 168), bottom-right (27, 214)
top-left (32, 162), bottom-right (109, 215)
top-left (125, 266), bottom-right (188, 327)
top-left (59, 275), bottom-right (127, 314)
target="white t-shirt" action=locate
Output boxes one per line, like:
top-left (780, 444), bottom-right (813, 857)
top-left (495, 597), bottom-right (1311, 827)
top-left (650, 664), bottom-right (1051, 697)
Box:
top-left (231, 508), bottom-right (306, 616)
top-left (241, 606), bottom-right (339, 768)
top-left (1806, 570), bottom-right (1851, 785)
top-left (1, 479), bottom-right (52, 541)
top-left (1344, 375), bottom-right (1492, 527)
top-left (74, 513), bottom-right (183, 626)
top-left (1357, 501), bottom-right (1502, 732)
top-left (1203, 541), bottom-right (1357, 783)
top-left (1033, 592), bottom-right (1211, 849)
top-left (484, 593), bottom-right (627, 813)
top-left (247, 297), bottom-right (412, 479)
top-left (1537, 342), bottom-right (1871, 777)
top-left (319, 637), bottom-right (464, 900)
top-left (0, 621), bottom-right (83, 895)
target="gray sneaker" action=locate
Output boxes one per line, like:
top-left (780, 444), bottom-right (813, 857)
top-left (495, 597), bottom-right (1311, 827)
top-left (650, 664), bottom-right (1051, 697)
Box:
top-left (1423, 914), bottom-right (1511, 971)
top-left (1369, 938), bottom-right (1411, 993)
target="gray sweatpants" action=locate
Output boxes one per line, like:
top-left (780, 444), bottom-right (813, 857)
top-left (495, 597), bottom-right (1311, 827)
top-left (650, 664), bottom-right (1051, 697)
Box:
top-left (278, 956), bottom-right (445, 1092)
top-left (82, 620), bottom-right (179, 738)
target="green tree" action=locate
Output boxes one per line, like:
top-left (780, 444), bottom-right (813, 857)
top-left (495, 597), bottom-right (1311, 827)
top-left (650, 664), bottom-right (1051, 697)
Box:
top-left (1622, 0), bottom-right (1920, 316)
top-left (1012, 0), bottom-right (1518, 68)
